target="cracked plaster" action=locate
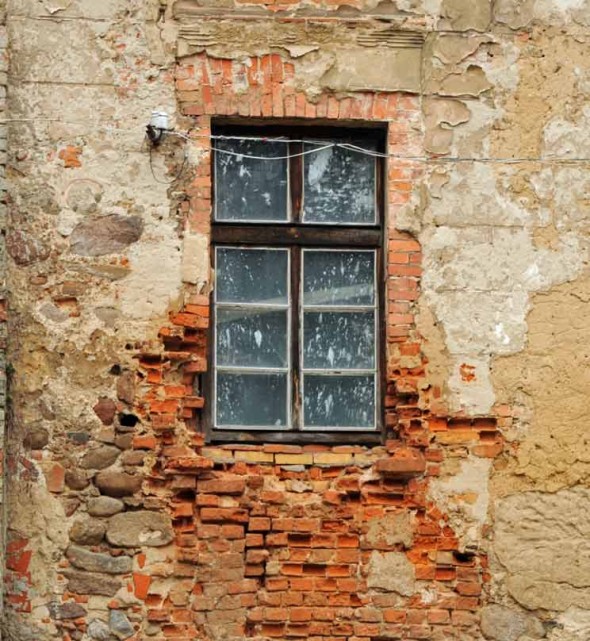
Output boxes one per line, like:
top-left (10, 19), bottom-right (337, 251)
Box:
top-left (4, 0), bottom-right (590, 637)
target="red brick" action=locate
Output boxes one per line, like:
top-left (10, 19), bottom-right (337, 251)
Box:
top-left (200, 508), bottom-right (249, 523)
top-left (133, 435), bottom-right (157, 450)
top-left (43, 462), bottom-right (65, 493)
top-left (456, 581), bottom-right (482, 596)
top-left (375, 448), bottom-right (426, 478)
top-left (133, 573), bottom-right (151, 600)
top-left (220, 524), bottom-right (245, 539)
top-left (245, 533), bottom-right (264, 547)
top-left (384, 609), bottom-right (406, 623)
top-left (428, 609), bottom-right (450, 624)
top-left (198, 478), bottom-right (246, 495)
top-left (249, 517), bottom-right (271, 531)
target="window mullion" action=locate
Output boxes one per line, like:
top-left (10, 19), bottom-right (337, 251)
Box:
top-left (289, 141), bottom-right (303, 223)
top-left (291, 245), bottom-right (301, 431)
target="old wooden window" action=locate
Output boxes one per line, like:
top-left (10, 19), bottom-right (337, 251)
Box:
top-left (208, 123), bottom-right (385, 443)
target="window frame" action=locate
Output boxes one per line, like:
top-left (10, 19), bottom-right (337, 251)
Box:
top-left (205, 122), bottom-right (387, 444)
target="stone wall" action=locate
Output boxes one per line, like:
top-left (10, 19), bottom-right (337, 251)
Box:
top-left (2, 1), bottom-right (590, 641)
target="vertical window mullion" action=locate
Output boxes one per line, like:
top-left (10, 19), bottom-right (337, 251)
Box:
top-left (291, 246), bottom-right (302, 431)
top-left (289, 141), bottom-right (303, 223)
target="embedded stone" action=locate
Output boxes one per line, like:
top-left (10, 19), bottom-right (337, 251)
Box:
top-left (95, 470), bottom-right (142, 497)
top-left (66, 545), bottom-right (132, 574)
top-left (116, 370), bottom-right (135, 404)
top-left (87, 619), bottom-right (111, 641)
top-left (66, 180), bottom-right (102, 214)
top-left (70, 214), bottom-right (143, 257)
top-left (65, 570), bottom-right (121, 596)
top-left (23, 426), bottom-right (49, 450)
top-left (67, 431), bottom-right (91, 445)
top-left (121, 450), bottom-right (146, 466)
top-left (65, 469), bottom-right (90, 491)
top-left (366, 551), bottom-right (416, 596)
top-left (87, 496), bottom-right (124, 517)
top-left (93, 397), bottom-right (117, 426)
top-left (106, 511), bottom-right (174, 547)
top-left (69, 517), bottom-right (107, 545)
top-left (97, 428), bottom-right (116, 444)
top-left (480, 604), bottom-right (544, 641)
top-left (109, 609), bottom-right (135, 639)
top-left (62, 497), bottom-right (80, 517)
top-left (6, 229), bottom-right (50, 265)
top-left (115, 434), bottom-right (134, 450)
top-left (51, 602), bottom-right (87, 620)
top-left (81, 445), bottom-right (120, 470)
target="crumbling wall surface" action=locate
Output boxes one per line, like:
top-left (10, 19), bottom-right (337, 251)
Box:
top-left (4, 0), bottom-right (180, 638)
top-left (0, 0), bottom-right (7, 632)
top-left (3, 0), bottom-right (590, 640)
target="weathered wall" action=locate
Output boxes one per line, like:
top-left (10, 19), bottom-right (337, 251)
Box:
top-left (0, 0), bottom-right (7, 631)
top-left (2, 1), bottom-right (590, 641)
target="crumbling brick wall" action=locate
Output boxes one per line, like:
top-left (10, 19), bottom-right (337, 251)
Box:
top-left (3, 1), bottom-right (590, 641)
top-left (127, 53), bottom-right (502, 640)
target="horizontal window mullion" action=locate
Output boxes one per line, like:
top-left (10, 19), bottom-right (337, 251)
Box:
top-left (215, 302), bottom-right (290, 310)
top-left (212, 224), bottom-right (382, 248)
top-left (215, 424), bottom-right (293, 432)
top-left (301, 369), bottom-right (376, 375)
top-left (302, 305), bottom-right (376, 311)
top-left (216, 366), bottom-right (290, 373)
top-left (300, 425), bottom-right (380, 433)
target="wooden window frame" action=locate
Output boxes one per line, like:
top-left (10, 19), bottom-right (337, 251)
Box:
top-left (205, 122), bottom-right (386, 445)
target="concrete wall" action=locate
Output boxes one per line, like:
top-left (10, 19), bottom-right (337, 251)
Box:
top-left (2, 1), bottom-right (590, 640)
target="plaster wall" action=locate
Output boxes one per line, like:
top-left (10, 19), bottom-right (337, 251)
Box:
top-left (2, 1), bottom-right (590, 640)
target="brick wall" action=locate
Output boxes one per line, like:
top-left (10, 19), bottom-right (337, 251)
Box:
top-left (105, 52), bottom-right (506, 641)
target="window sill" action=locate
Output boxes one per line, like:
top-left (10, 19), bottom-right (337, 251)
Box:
top-left (207, 429), bottom-right (384, 446)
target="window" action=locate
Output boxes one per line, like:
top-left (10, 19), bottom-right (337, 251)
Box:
top-left (208, 124), bottom-right (385, 443)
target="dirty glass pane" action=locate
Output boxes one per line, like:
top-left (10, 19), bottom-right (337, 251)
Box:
top-left (303, 251), bottom-right (375, 307)
top-left (303, 375), bottom-right (375, 428)
top-left (216, 373), bottom-right (288, 428)
top-left (303, 311), bottom-right (374, 370)
top-left (215, 139), bottom-right (289, 221)
top-left (303, 141), bottom-right (376, 224)
top-left (217, 309), bottom-right (288, 368)
top-left (216, 248), bottom-right (288, 305)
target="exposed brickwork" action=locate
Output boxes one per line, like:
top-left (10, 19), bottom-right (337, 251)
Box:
top-left (3, 1), bottom-right (588, 639)
top-left (83, 52), bottom-right (507, 640)
top-left (0, 47), bottom-right (510, 641)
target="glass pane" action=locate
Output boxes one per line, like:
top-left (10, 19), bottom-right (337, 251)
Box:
top-left (215, 139), bottom-right (289, 222)
top-left (303, 251), bottom-right (375, 306)
top-left (303, 142), bottom-right (376, 224)
top-left (217, 308), bottom-right (288, 368)
top-left (303, 375), bottom-right (375, 429)
top-left (217, 373), bottom-right (288, 428)
top-left (303, 311), bottom-right (374, 370)
top-left (217, 248), bottom-right (288, 305)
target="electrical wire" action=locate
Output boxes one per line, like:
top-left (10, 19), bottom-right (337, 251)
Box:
top-left (165, 130), bottom-right (590, 165)
top-left (6, 118), bottom-right (590, 167)
top-left (212, 142), bottom-right (337, 161)
top-left (148, 144), bottom-right (188, 185)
